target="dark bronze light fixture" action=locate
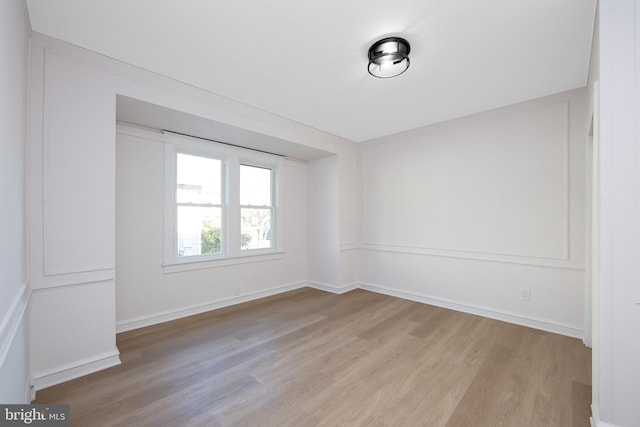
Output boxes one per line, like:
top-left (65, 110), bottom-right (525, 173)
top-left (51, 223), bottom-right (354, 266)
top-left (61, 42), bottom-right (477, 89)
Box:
top-left (367, 37), bottom-right (411, 78)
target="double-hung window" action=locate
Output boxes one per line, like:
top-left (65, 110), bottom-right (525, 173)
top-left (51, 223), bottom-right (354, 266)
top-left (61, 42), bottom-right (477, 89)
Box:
top-left (175, 153), bottom-right (223, 258)
top-left (164, 132), bottom-right (282, 272)
top-left (240, 164), bottom-right (273, 251)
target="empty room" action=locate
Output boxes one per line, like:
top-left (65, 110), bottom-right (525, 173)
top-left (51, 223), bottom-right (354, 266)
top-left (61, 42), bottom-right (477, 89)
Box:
top-left (1, 0), bottom-right (639, 426)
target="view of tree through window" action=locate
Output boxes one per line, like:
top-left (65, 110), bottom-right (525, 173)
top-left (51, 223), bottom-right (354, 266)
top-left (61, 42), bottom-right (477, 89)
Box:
top-left (176, 153), bottom-right (222, 257)
top-left (240, 165), bottom-right (273, 250)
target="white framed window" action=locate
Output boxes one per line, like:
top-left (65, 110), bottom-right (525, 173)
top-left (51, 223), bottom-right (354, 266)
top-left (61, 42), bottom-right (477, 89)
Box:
top-left (175, 152), bottom-right (224, 259)
top-left (240, 164), bottom-right (274, 251)
top-left (163, 132), bottom-right (283, 273)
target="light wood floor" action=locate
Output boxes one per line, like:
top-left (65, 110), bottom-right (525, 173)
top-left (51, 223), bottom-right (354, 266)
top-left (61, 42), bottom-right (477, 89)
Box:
top-left (35, 288), bottom-right (592, 426)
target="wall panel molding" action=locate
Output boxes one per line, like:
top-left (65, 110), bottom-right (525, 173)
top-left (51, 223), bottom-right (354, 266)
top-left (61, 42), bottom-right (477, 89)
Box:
top-left (31, 277), bottom-right (116, 293)
top-left (30, 269), bottom-right (115, 290)
top-left (363, 244), bottom-right (584, 270)
top-left (0, 281), bottom-right (30, 370)
top-left (363, 99), bottom-right (572, 262)
top-left (339, 244), bottom-right (360, 252)
top-left (41, 49), bottom-right (115, 277)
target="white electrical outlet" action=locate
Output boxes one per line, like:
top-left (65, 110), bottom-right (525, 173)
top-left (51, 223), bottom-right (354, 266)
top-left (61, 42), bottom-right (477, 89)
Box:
top-left (520, 289), bottom-right (531, 302)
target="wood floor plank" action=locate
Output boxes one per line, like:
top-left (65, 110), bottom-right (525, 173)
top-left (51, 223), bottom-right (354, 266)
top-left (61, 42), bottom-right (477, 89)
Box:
top-left (34, 288), bottom-right (591, 426)
top-left (445, 328), bottom-right (552, 427)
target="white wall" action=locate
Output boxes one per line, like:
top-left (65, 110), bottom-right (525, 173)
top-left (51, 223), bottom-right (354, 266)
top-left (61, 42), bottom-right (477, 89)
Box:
top-left (28, 40), bottom-right (120, 392)
top-left (592, 1), bottom-right (640, 425)
top-left (582, 1), bottom-right (600, 352)
top-left (361, 89), bottom-right (589, 337)
top-left (0, 0), bottom-right (31, 404)
top-left (308, 155), bottom-right (340, 288)
top-left (339, 145), bottom-right (364, 289)
top-left (586, 3), bottom-right (601, 422)
top-left (27, 33), bottom-right (360, 393)
top-left (115, 125), bottom-right (309, 328)
top-left (306, 141), bottom-right (362, 292)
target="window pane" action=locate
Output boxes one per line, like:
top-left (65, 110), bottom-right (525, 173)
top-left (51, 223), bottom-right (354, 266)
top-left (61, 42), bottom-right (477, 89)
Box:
top-left (241, 208), bottom-right (272, 250)
top-left (177, 153), bottom-right (221, 204)
top-left (240, 165), bottom-right (271, 206)
top-left (177, 206), bottom-right (222, 256)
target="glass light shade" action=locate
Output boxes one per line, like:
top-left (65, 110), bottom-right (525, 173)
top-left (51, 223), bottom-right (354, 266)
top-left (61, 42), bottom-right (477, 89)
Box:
top-left (368, 37), bottom-right (411, 78)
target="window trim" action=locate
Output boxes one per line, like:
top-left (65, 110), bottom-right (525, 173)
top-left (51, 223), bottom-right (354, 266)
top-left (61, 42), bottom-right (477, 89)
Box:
top-left (174, 150), bottom-right (226, 261)
top-left (240, 163), bottom-right (276, 253)
top-left (162, 132), bottom-right (283, 273)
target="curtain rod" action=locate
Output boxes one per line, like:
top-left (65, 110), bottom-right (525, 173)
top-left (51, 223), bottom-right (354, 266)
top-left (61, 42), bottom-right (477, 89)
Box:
top-left (161, 130), bottom-right (286, 158)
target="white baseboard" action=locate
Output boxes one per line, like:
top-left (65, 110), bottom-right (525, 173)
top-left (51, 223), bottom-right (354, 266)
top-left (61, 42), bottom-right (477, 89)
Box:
top-left (0, 281), bottom-right (31, 404)
top-left (31, 350), bottom-right (121, 393)
top-left (307, 281), bottom-right (359, 295)
top-left (359, 282), bottom-right (584, 339)
top-left (118, 280), bottom-right (583, 339)
top-left (116, 281), bottom-right (307, 333)
top-left (590, 404), bottom-right (621, 427)
top-left (591, 418), bottom-right (620, 427)
top-left (26, 375), bottom-right (34, 403)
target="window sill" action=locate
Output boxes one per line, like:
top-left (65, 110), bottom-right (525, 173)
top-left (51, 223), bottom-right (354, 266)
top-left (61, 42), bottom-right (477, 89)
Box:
top-left (162, 251), bottom-right (284, 274)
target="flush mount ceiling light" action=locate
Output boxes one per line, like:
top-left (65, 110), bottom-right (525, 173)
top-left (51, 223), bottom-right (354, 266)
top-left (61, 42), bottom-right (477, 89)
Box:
top-left (367, 36), bottom-right (411, 78)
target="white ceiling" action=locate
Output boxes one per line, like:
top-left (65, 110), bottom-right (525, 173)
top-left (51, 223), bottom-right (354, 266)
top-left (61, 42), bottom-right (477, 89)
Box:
top-left (26, 0), bottom-right (596, 143)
